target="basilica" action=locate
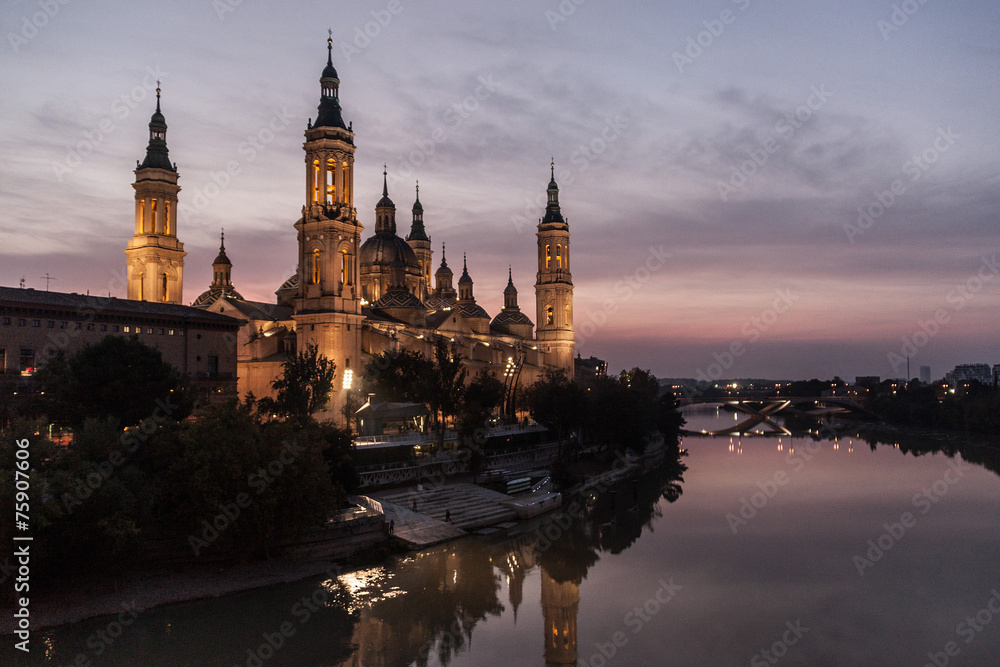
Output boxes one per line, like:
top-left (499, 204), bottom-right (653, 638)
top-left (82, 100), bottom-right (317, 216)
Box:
top-left (123, 37), bottom-right (575, 418)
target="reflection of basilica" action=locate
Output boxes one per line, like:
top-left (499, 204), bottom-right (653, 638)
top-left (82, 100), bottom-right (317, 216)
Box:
top-left (541, 568), bottom-right (580, 666)
top-left (333, 453), bottom-right (685, 667)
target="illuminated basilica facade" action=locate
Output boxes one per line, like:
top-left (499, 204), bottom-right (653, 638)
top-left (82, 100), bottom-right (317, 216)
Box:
top-left (125, 38), bottom-right (575, 420)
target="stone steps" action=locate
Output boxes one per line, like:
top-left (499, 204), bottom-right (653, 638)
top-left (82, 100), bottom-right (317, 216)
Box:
top-left (374, 483), bottom-right (518, 531)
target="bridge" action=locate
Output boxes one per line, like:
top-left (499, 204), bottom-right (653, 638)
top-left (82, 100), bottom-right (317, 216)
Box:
top-left (677, 395), bottom-right (871, 437)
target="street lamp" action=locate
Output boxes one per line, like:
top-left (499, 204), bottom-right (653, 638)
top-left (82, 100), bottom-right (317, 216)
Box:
top-left (343, 369), bottom-right (354, 433)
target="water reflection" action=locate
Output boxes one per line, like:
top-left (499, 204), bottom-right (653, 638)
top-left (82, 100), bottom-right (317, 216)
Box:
top-left (18, 426), bottom-right (1000, 666)
top-left (339, 448), bottom-right (687, 667)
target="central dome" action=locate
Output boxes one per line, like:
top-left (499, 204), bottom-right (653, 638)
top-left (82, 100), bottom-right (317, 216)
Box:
top-left (359, 233), bottom-right (420, 270)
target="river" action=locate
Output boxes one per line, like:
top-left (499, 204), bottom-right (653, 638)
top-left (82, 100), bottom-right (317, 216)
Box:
top-left (22, 407), bottom-right (1000, 666)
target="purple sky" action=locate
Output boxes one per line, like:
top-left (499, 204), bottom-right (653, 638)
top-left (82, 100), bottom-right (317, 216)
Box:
top-left (2, 0), bottom-right (998, 380)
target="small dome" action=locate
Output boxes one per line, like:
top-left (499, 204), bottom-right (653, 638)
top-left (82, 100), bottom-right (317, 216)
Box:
top-left (372, 290), bottom-right (425, 310)
top-left (359, 234), bottom-right (420, 270)
top-left (425, 293), bottom-right (456, 309)
top-left (213, 250), bottom-right (232, 266)
top-left (492, 310), bottom-right (533, 327)
top-left (458, 302), bottom-right (490, 320)
top-left (193, 286), bottom-right (243, 307)
top-left (458, 255), bottom-right (473, 284)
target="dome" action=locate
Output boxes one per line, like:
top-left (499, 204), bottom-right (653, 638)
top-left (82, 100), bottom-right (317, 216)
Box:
top-left (213, 250), bottom-right (232, 266)
top-left (372, 290), bottom-right (425, 310)
top-left (458, 302), bottom-right (490, 320)
top-left (277, 274), bottom-right (299, 293)
top-left (492, 310), bottom-right (533, 327)
top-left (424, 293), bottom-right (456, 309)
top-left (193, 286), bottom-right (243, 307)
top-left (359, 233), bottom-right (420, 270)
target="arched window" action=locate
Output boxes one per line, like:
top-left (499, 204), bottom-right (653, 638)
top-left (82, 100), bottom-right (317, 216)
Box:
top-left (138, 273), bottom-right (144, 301)
top-left (151, 199), bottom-right (158, 234)
top-left (164, 201), bottom-right (171, 235)
top-left (326, 159), bottom-right (336, 204)
top-left (343, 161), bottom-right (351, 205)
top-left (545, 244), bottom-right (551, 269)
top-left (546, 306), bottom-right (554, 326)
top-left (556, 244), bottom-right (562, 269)
top-left (341, 249), bottom-right (349, 286)
top-left (139, 199), bottom-right (146, 233)
top-left (161, 273), bottom-right (168, 302)
top-left (312, 249), bottom-right (321, 285)
top-left (312, 160), bottom-right (320, 202)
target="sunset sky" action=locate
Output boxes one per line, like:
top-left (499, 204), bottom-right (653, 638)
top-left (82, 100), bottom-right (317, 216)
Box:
top-left (2, 0), bottom-right (998, 380)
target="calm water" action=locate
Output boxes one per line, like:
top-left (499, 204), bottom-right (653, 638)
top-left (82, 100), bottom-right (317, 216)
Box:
top-left (18, 408), bottom-right (1000, 666)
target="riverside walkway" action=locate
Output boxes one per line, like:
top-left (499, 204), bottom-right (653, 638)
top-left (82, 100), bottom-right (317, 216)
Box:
top-left (372, 483), bottom-right (519, 548)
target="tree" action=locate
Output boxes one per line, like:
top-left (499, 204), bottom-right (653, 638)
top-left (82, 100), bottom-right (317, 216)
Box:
top-left (523, 368), bottom-right (584, 444)
top-left (258, 343), bottom-right (336, 423)
top-left (456, 370), bottom-right (506, 457)
top-left (428, 339), bottom-right (467, 446)
top-left (33, 335), bottom-right (187, 428)
top-left (362, 349), bottom-right (434, 404)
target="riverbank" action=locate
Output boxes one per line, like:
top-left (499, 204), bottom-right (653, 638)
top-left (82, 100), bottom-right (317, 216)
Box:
top-left (2, 448), bottom-right (665, 635)
top-left (0, 553), bottom-right (381, 635)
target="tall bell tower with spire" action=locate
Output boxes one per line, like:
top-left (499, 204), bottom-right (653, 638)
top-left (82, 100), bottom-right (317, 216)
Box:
top-left (405, 182), bottom-right (433, 300)
top-left (125, 83), bottom-right (185, 304)
top-left (535, 161), bottom-right (574, 375)
top-left (292, 33), bottom-right (364, 421)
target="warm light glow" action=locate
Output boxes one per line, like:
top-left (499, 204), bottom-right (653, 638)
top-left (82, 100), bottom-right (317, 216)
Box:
top-left (343, 369), bottom-right (354, 390)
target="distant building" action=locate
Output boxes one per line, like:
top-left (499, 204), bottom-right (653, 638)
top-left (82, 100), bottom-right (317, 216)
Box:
top-left (994, 365), bottom-right (1000, 386)
top-left (0, 286), bottom-right (240, 396)
top-left (919, 366), bottom-right (931, 384)
top-left (948, 364), bottom-right (992, 386)
top-left (855, 376), bottom-right (881, 388)
top-left (574, 354), bottom-right (607, 387)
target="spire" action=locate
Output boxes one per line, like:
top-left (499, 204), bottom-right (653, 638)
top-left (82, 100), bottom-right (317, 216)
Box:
top-left (213, 228), bottom-right (231, 266)
top-left (504, 265), bottom-right (518, 308)
top-left (458, 253), bottom-right (472, 284)
top-left (407, 180), bottom-right (429, 242)
top-left (542, 159), bottom-right (564, 225)
top-left (139, 81), bottom-right (174, 171)
top-left (314, 32), bottom-right (346, 129)
top-left (375, 166), bottom-right (396, 235)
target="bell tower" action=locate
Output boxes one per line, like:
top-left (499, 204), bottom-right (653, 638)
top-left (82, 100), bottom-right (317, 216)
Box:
top-left (125, 83), bottom-right (185, 304)
top-left (292, 34), bottom-right (364, 422)
top-left (534, 161), bottom-right (574, 375)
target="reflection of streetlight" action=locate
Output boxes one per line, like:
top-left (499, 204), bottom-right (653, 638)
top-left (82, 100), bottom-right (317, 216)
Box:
top-left (343, 369), bottom-right (354, 434)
